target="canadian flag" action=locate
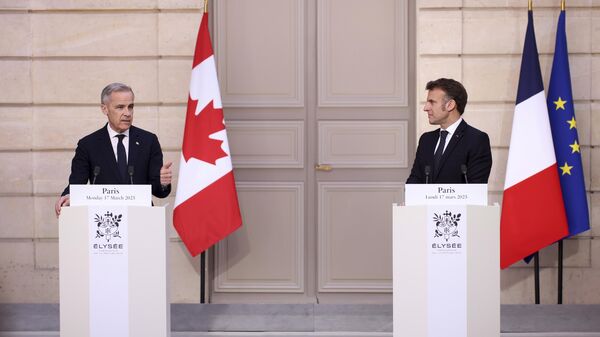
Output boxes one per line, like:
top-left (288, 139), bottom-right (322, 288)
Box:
top-left (173, 11), bottom-right (242, 257)
top-left (500, 9), bottom-right (568, 269)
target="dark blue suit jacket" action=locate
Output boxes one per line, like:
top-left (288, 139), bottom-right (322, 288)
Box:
top-left (406, 120), bottom-right (492, 184)
top-left (61, 124), bottom-right (170, 198)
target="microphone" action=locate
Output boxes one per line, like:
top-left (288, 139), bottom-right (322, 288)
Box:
top-left (424, 165), bottom-right (431, 184)
top-left (92, 166), bottom-right (101, 185)
top-left (128, 166), bottom-right (135, 185)
top-left (461, 164), bottom-right (468, 184)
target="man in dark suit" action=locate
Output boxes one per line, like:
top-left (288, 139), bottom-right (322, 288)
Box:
top-left (55, 83), bottom-right (172, 216)
top-left (406, 78), bottom-right (492, 184)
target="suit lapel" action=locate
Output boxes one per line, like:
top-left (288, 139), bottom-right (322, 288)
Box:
top-left (128, 126), bottom-right (139, 173)
top-left (433, 120), bottom-right (467, 180)
top-left (424, 131), bottom-right (437, 167)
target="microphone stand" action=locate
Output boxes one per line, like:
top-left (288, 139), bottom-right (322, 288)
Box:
top-left (92, 166), bottom-right (101, 185)
top-left (461, 164), bottom-right (468, 184)
top-left (128, 166), bottom-right (134, 184)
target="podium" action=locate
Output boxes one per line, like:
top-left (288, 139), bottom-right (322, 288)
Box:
top-left (59, 185), bottom-right (170, 337)
top-left (393, 184), bottom-right (500, 337)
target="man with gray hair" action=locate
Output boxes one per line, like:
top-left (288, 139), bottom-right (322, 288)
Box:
top-left (55, 83), bottom-right (172, 216)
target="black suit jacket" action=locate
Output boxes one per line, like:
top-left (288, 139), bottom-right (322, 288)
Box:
top-left (406, 120), bottom-right (492, 184)
top-left (61, 124), bottom-right (171, 198)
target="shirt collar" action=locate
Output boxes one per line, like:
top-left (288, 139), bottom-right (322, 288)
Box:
top-left (442, 117), bottom-right (463, 136)
top-left (106, 124), bottom-right (130, 139)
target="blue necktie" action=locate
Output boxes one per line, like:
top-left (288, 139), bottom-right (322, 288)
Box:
top-left (116, 134), bottom-right (127, 183)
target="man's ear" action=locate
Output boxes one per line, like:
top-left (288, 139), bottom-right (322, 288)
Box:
top-left (101, 104), bottom-right (108, 116)
top-left (446, 99), bottom-right (457, 112)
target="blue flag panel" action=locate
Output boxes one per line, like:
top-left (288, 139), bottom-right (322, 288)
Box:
top-left (546, 9), bottom-right (590, 237)
top-left (516, 10), bottom-right (544, 105)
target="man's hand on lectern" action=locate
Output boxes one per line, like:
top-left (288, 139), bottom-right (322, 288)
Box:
top-left (55, 194), bottom-right (70, 218)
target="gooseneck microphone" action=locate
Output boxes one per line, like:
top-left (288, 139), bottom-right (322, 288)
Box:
top-left (461, 164), bottom-right (468, 184)
top-left (128, 166), bottom-right (135, 185)
top-left (424, 165), bottom-right (431, 184)
top-left (92, 166), bottom-right (101, 185)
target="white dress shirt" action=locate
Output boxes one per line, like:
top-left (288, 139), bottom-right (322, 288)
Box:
top-left (106, 124), bottom-right (130, 163)
top-left (433, 117), bottom-right (462, 154)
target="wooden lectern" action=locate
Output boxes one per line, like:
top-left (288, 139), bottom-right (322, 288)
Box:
top-left (393, 184), bottom-right (500, 337)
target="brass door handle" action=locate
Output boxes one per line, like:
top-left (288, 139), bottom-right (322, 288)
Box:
top-left (315, 164), bottom-right (333, 172)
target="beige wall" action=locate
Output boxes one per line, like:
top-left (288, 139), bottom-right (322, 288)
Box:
top-left (418, 0), bottom-right (600, 304)
top-left (0, 0), bottom-right (598, 305)
top-left (0, 0), bottom-right (202, 303)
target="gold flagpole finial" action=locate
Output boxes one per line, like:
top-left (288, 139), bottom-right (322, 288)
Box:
top-left (561, 0), bottom-right (565, 11)
top-left (204, 0), bottom-right (208, 13)
top-left (528, 0), bottom-right (532, 10)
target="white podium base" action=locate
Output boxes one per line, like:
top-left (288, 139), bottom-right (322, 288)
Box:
top-left (59, 206), bottom-right (170, 337)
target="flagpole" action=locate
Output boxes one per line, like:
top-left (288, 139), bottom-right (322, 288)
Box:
top-left (198, 0), bottom-right (209, 304)
top-left (558, 240), bottom-right (563, 304)
top-left (556, 0), bottom-right (566, 306)
top-left (200, 251), bottom-right (206, 303)
top-left (528, 0), bottom-right (541, 306)
top-left (534, 252), bottom-right (540, 304)
top-left (529, 0), bottom-right (543, 305)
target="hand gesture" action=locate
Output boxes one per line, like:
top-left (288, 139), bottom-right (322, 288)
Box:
top-left (160, 161), bottom-right (173, 186)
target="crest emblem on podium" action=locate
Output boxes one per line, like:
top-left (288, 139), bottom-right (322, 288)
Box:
top-left (93, 211), bottom-right (123, 242)
top-left (433, 211), bottom-right (461, 242)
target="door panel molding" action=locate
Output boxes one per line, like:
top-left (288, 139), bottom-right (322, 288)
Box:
top-left (317, 0), bottom-right (408, 107)
top-left (318, 120), bottom-right (408, 168)
top-left (215, 0), bottom-right (305, 107)
top-left (317, 181), bottom-right (402, 292)
top-left (214, 182), bottom-right (305, 292)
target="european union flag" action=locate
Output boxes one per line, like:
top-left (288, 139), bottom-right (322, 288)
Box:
top-left (546, 8), bottom-right (590, 237)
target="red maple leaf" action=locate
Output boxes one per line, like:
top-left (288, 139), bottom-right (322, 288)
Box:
top-left (182, 95), bottom-right (227, 165)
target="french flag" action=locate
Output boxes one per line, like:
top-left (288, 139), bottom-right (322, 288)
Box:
top-left (500, 9), bottom-right (569, 269)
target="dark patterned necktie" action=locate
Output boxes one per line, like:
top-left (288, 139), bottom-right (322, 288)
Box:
top-left (116, 134), bottom-right (127, 183)
top-left (433, 130), bottom-right (449, 176)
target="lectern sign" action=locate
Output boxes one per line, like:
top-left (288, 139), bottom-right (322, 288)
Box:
top-left (70, 184), bottom-right (151, 206)
top-left (427, 206), bottom-right (467, 337)
top-left (404, 184), bottom-right (487, 206)
top-left (88, 206), bottom-right (129, 337)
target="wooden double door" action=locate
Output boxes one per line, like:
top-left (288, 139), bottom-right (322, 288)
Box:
top-left (208, 0), bottom-right (415, 303)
